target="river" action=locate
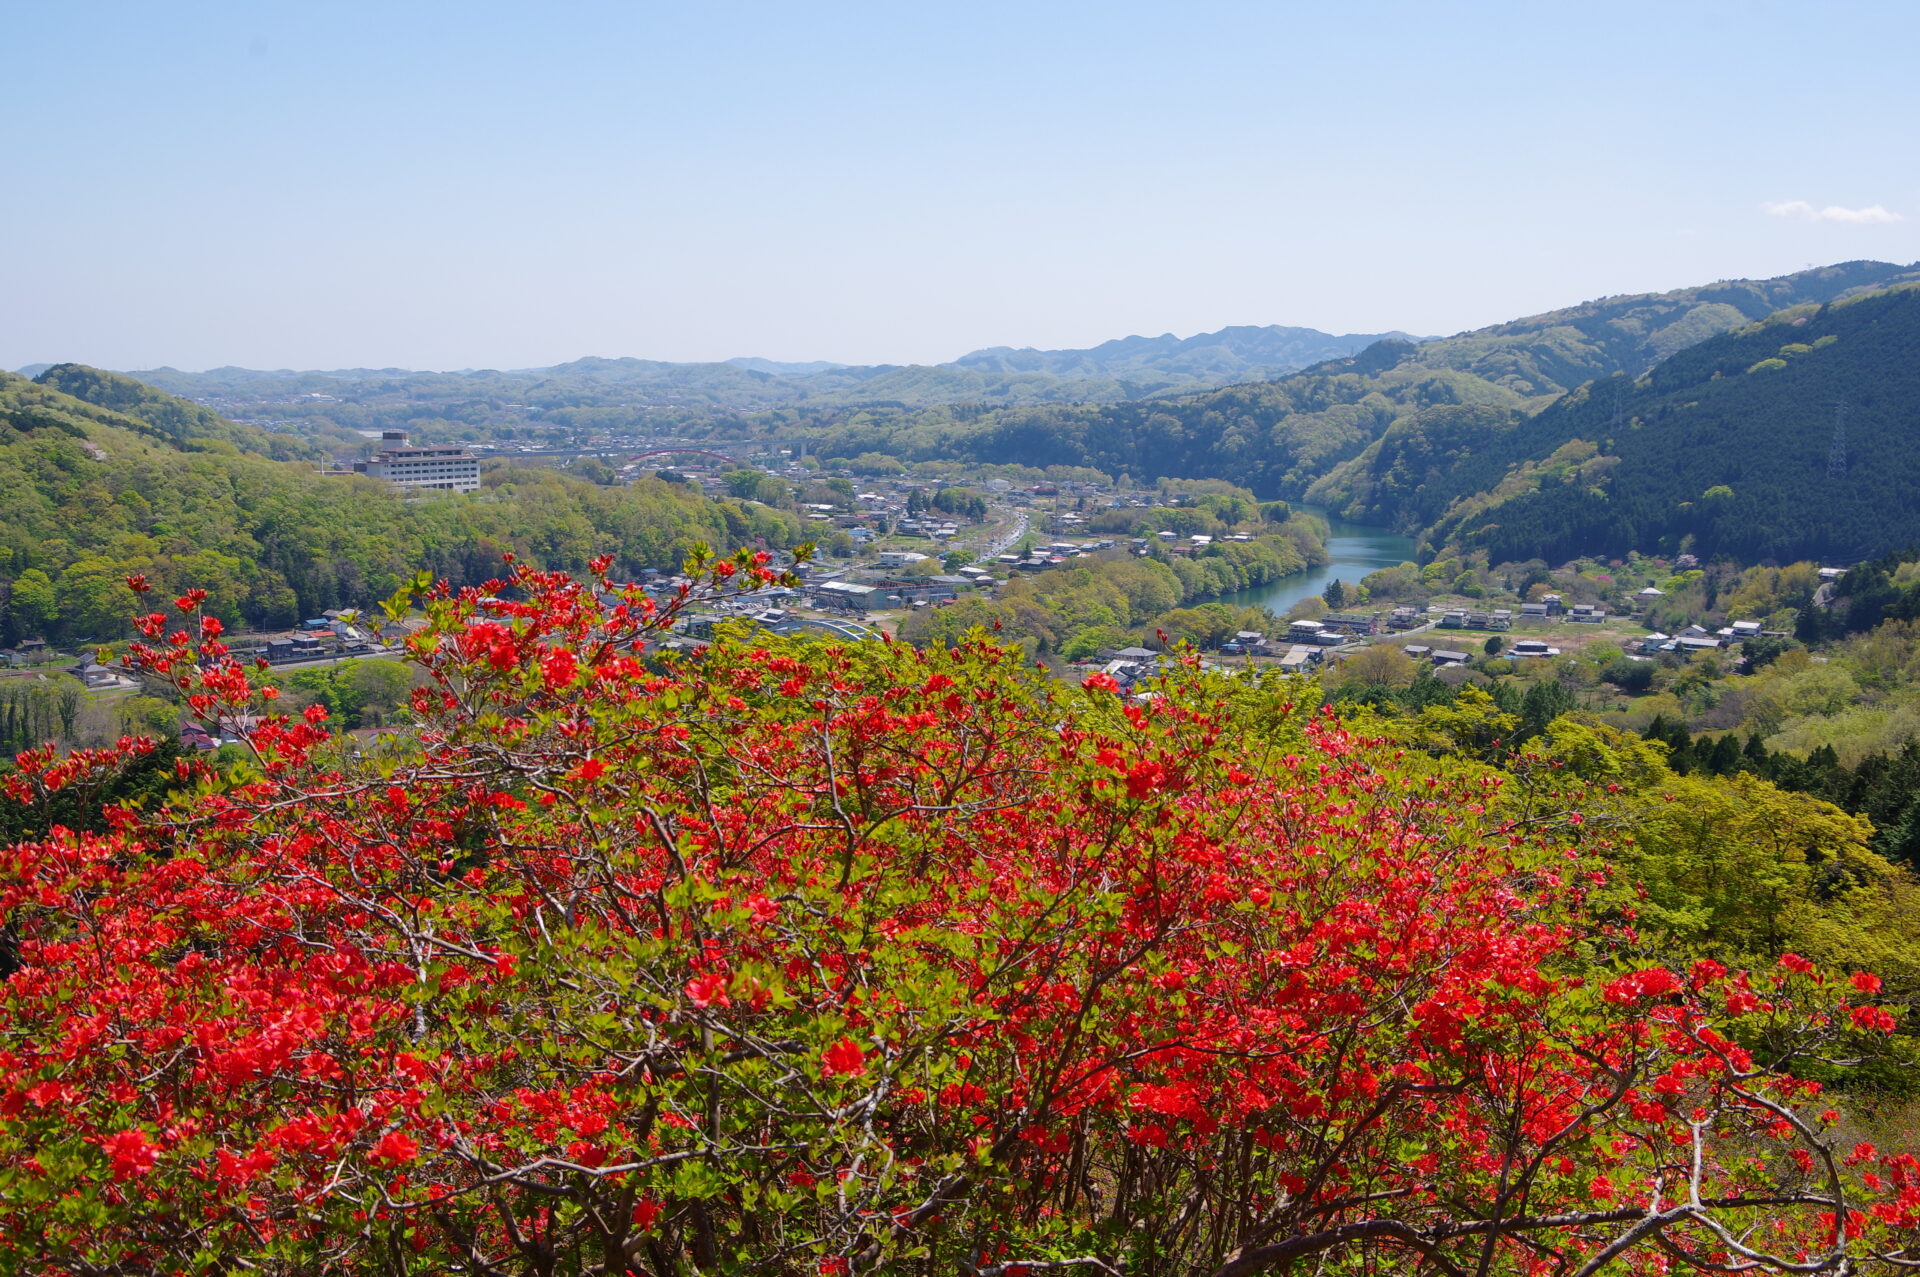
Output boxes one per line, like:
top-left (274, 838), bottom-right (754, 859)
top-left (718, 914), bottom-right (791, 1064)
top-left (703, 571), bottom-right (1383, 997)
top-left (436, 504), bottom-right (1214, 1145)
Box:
top-left (1213, 508), bottom-right (1418, 617)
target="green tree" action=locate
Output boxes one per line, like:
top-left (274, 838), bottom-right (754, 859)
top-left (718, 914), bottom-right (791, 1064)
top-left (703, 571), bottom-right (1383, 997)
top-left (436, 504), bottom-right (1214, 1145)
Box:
top-left (1744, 634), bottom-right (1799, 669)
top-left (1884, 800), bottom-right (1920, 869)
top-left (247, 571), bottom-right (301, 630)
top-left (7, 569), bottom-right (57, 638)
top-left (721, 468), bottom-right (785, 504)
top-left (1059, 624), bottom-right (1134, 663)
top-left (1602, 658), bottom-right (1655, 692)
top-left (1336, 644), bottom-right (1417, 691)
top-left (118, 695), bottom-right (182, 738)
top-left (57, 558), bottom-right (135, 640)
top-left (1519, 677), bottom-right (1576, 740)
top-left (340, 659), bottom-right (417, 728)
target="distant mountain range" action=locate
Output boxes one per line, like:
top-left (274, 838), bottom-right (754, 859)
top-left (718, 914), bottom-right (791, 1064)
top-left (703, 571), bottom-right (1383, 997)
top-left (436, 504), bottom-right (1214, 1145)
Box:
top-left (29, 323), bottom-right (1419, 424)
top-left (806, 261), bottom-right (1920, 531)
top-left (21, 260), bottom-right (1920, 567)
top-left (948, 324), bottom-right (1420, 382)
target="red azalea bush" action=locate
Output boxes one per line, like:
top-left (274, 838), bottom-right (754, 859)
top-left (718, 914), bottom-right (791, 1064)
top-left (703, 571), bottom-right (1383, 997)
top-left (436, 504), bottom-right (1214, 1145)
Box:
top-left (0, 551), bottom-right (1911, 1274)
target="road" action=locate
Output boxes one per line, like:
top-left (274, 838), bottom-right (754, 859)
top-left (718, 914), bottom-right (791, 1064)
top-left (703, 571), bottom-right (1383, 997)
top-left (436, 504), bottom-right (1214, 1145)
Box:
top-left (978, 508), bottom-right (1030, 561)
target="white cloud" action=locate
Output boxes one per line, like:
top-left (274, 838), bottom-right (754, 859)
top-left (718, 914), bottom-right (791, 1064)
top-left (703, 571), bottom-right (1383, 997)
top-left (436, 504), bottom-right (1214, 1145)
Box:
top-left (1764, 200), bottom-right (1903, 225)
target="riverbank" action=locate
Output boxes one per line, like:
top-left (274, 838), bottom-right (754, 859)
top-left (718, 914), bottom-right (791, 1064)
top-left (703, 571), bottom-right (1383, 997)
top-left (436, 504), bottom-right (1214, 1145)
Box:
top-left (1211, 508), bottom-right (1417, 617)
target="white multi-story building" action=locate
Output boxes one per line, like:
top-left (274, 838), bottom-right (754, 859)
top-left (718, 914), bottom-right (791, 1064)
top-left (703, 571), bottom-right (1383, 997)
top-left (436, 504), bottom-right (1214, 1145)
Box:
top-left (355, 431), bottom-right (480, 491)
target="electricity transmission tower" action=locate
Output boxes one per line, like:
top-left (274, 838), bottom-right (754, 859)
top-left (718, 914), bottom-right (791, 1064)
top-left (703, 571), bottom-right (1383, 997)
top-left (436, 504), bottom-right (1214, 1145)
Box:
top-left (1826, 403), bottom-right (1849, 480)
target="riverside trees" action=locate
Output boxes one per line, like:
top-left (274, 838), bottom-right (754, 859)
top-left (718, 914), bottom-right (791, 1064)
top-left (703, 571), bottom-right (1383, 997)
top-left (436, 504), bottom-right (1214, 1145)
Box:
top-left (0, 555), bottom-right (1912, 1274)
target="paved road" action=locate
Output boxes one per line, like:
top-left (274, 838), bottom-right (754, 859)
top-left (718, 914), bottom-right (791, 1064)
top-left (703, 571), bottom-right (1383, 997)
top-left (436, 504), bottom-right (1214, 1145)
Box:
top-left (978, 508), bottom-right (1030, 561)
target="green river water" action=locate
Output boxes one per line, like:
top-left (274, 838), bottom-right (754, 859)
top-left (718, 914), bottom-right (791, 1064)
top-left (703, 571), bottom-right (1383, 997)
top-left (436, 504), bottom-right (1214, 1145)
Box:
top-left (1214, 509), bottom-right (1418, 617)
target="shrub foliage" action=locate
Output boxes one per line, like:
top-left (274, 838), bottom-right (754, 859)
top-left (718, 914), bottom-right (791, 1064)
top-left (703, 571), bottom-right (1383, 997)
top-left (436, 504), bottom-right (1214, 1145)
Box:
top-left (0, 554), bottom-right (1910, 1275)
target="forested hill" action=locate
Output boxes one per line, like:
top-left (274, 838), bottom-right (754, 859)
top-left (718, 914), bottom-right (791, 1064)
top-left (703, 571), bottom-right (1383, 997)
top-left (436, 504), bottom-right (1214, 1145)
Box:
top-left (795, 260), bottom-right (1920, 495)
top-left (1416, 283), bottom-right (1920, 565)
top-left (0, 367), bottom-right (805, 646)
top-left (2, 365), bottom-right (320, 462)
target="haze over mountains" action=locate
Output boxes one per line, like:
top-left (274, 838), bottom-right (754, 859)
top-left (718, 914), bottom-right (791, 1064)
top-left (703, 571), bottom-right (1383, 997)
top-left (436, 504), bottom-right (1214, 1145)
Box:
top-left (11, 259), bottom-right (1920, 571)
top-left (945, 324), bottom-right (1422, 382)
top-left (19, 322), bottom-right (1417, 415)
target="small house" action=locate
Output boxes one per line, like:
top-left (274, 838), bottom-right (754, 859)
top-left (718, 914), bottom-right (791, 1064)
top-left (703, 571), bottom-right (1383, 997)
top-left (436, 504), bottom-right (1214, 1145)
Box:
top-left (1277, 646), bottom-right (1317, 672)
top-left (70, 661), bottom-right (125, 689)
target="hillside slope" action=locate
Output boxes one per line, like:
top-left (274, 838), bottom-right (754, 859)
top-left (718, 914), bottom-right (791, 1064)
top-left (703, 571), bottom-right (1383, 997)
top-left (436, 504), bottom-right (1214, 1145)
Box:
top-left (1420, 283), bottom-right (1920, 564)
top-left (0, 368), bottom-right (804, 646)
top-left (31, 363), bottom-right (322, 460)
top-left (806, 260), bottom-right (1920, 496)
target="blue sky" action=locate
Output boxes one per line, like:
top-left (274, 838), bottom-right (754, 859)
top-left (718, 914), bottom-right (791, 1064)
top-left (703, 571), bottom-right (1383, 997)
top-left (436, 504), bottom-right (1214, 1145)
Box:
top-left (4, 0), bottom-right (1916, 370)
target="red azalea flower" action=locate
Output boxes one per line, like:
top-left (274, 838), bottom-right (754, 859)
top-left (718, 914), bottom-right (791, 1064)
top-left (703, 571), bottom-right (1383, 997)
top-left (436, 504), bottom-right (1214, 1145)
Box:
top-left (99, 1130), bottom-right (159, 1181)
top-left (821, 1038), bottom-right (866, 1078)
top-left (369, 1130), bottom-right (420, 1166)
top-left (685, 972), bottom-right (730, 1008)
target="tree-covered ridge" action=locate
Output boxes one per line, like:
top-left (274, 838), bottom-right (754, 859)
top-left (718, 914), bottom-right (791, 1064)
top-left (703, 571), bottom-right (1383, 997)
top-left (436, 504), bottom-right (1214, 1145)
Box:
top-left (1300, 402), bottom-right (1522, 528)
top-left (1419, 282), bottom-right (1920, 564)
top-left (0, 369), bottom-right (807, 643)
top-left (786, 260), bottom-right (1920, 496)
top-left (1, 367), bottom-right (298, 462)
top-left (796, 361), bottom-right (1525, 497)
top-left (31, 364), bottom-right (323, 461)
